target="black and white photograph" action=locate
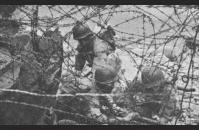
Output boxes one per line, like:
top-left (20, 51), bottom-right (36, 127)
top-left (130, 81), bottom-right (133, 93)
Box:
top-left (0, 5), bottom-right (199, 125)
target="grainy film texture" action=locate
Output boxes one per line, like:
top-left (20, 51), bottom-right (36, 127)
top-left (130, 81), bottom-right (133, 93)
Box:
top-left (0, 5), bottom-right (199, 125)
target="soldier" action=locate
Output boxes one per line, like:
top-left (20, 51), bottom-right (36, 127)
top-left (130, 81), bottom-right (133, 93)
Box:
top-left (151, 46), bottom-right (179, 63)
top-left (129, 66), bottom-right (179, 124)
top-left (86, 53), bottom-right (139, 123)
top-left (56, 53), bottom-right (137, 124)
top-left (72, 21), bottom-right (116, 75)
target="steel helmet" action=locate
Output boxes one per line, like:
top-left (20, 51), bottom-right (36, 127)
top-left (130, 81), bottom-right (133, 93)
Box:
top-left (95, 66), bottom-right (118, 93)
top-left (72, 22), bottom-right (93, 40)
top-left (95, 66), bottom-right (118, 84)
top-left (164, 47), bottom-right (178, 62)
top-left (141, 67), bottom-right (165, 85)
top-left (95, 53), bottom-right (121, 84)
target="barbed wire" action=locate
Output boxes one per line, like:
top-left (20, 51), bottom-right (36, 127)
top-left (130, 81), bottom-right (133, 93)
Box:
top-left (1, 5), bottom-right (199, 125)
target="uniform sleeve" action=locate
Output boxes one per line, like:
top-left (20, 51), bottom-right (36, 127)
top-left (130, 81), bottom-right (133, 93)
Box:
top-left (75, 53), bottom-right (86, 71)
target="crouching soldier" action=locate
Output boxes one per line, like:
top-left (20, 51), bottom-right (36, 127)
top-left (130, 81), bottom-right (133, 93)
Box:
top-left (56, 53), bottom-right (138, 124)
top-left (87, 53), bottom-right (139, 124)
top-left (72, 21), bottom-right (116, 76)
top-left (129, 66), bottom-right (179, 124)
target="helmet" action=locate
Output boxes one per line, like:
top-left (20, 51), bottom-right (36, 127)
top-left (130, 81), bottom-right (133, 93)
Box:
top-left (141, 67), bottom-right (165, 85)
top-left (95, 53), bottom-right (121, 83)
top-left (95, 66), bottom-right (118, 84)
top-left (164, 47), bottom-right (178, 62)
top-left (72, 22), bottom-right (93, 40)
top-left (95, 66), bottom-right (118, 93)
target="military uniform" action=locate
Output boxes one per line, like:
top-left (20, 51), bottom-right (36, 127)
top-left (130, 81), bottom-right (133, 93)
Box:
top-left (56, 53), bottom-right (131, 124)
top-left (88, 53), bottom-right (132, 121)
top-left (130, 67), bottom-right (179, 124)
top-left (54, 22), bottom-right (129, 124)
top-left (72, 22), bottom-right (115, 72)
top-left (72, 22), bottom-right (118, 121)
top-left (75, 40), bottom-right (94, 71)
